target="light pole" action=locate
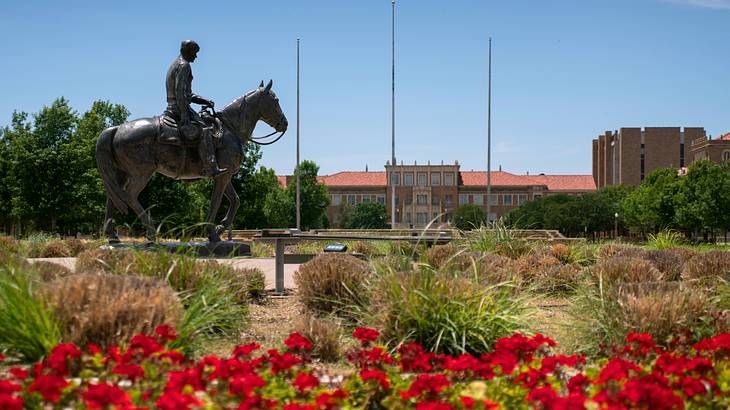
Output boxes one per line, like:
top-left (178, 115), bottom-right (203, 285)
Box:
top-left (486, 37), bottom-right (492, 227)
top-left (390, 0), bottom-right (397, 229)
top-left (614, 212), bottom-right (619, 239)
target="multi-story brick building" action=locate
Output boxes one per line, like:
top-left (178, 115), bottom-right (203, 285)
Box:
top-left (592, 127), bottom-right (707, 188)
top-left (689, 132), bottom-right (730, 164)
top-left (278, 162), bottom-right (595, 228)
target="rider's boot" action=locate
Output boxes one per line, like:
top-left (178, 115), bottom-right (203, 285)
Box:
top-left (199, 128), bottom-right (228, 177)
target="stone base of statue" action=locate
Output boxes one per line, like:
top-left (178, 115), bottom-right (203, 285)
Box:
top-left (102, 240), bottom-right (251, 258)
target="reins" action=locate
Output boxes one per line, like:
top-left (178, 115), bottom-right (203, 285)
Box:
top-left (207, 104), bottom-right (286, 146)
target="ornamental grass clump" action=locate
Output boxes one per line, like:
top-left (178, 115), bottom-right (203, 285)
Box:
top-left (295, 253), bottom-right (372, 320)
top-left (366, 268), bottom-right (529, 355)
top-left (591, 256), bottom-right (664, 289)
top-left (0, 236), bottom-right (21, 255)
top-left (425, 243), bottom-right (458, 269)
top-left (597, 243), bottom-right (646, 260)
top-left (681, 250), bottom-right (730, 281)
top-left (293, 314), bottom-right (343, 362)
top-left (643, 249), bottom-right (685, 281)
top-left (41, 274), bottom-right (183, 349)
top-left (0, 260), bottom-right (61, 362)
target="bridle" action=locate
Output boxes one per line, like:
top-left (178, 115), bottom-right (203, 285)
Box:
top-left (207, 93), bottom-right (286, 146)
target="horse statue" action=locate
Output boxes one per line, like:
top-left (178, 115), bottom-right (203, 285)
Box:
top-left (95, 80), bottom-right (287, 243)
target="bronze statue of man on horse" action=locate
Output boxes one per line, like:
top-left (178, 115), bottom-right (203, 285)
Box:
top-left (95, 40), bottom-right (288, 243)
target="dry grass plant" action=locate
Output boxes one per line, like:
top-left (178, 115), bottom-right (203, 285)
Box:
top-left (295, 253), bottom-right (372, 320)
top-left (598, 243), bottom-right (646, 260)
top-left (681, 250), bottom-right (730, 281)
top-left (643, 249), bottom-right (685, 281)
top-left (350, 241), bottom-right (377, 257)
top-left (591, 256), bottom-right (664, 288)
top-left (293, 314), bottom-right (343, 362)
top-left (41, 274), bottom-right (183, 348)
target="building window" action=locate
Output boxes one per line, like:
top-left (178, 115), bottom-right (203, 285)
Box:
top-left (502, 194), bottom-right (513, 206)
top-left (405, 195), bottom-right (413, 205)
top-left (332, 195), bottom-right (341, 205)
top-left (474, 194), bottom-right (484, 205)
top-left (404, 172), bottom-right (414, 186)
top-left (395, 196), bottom-right (399, 205)
top-left (417, 172), bottom-right (427, 186)
top-left (416, 212), bottom-right (428, 224)
top-left (444, 172), bottom-right (454, 186)
top-left (431, 196), bottom-right (440, 206)
top-left (405, 212), bottom-right (412, 224)
top-left (445, 195), bottom-right (453, 205)
top-left (347, 195), bottom-right (356, 205)
top-left (416, 194), bottom-right (428, 205)
top-left (430, 173), bottom-right (441, 186)
top-left (724, 151), bottom-right (730, 162)
top-left (518, 194), bottom-right (528, 205)
top-left (459, 194), bottom-right (469, 205)
top-left (377, 195), bottom-right (385, 205)
top-left (680, 143), bottom-right (685, 168)
top-left (362, 195), bottom-right (371, 203)
top-left (488, 194), bottom-right (498, 206)
top-left (640, 143), bottom-right (645, 181)
top-left (390, 172), bottom-right (400, 185)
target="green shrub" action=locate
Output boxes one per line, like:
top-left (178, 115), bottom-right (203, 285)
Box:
top-left (42, 274), bottom-right (183, 349)
top-left (453, 204), bottom-right (486, 230)
top-left (366, 268), bottom-right (528, 355)
top-left (647, 229), bottom-right (686, 250)
top-left (681, 250), bottom-right (730, 281)
top-left (0, 261), bottom-right (61, 362)
top-left (295, 254), bottom-right (372, 320)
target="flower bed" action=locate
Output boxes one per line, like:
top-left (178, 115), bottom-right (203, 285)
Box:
top-left (1, 325), bottom-right (729, 409)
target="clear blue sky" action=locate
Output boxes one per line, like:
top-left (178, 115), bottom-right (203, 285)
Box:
top-left (1, 0), bottom-right (728, 176)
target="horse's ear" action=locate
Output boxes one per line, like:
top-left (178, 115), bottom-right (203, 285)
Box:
top-left (259, 80), bottom-right (264, 88)
top-left (264, 80), bottom-right (273, 92)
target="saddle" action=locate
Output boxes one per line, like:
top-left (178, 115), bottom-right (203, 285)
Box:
top-left (157, 112), bottom-right (223, 147)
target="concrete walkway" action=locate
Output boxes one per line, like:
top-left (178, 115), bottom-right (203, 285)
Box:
top-left (30, 257), bottom-right (299, 290)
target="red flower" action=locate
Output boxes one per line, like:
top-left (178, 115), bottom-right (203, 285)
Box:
top-left (156, 391), bottom-right (201, 410)
top-left (398, 343), bottom-right (435, 373)
top-left (596, 358), bottom-right (641, 383)
top-left (292, 372), bottom-right (320, 393)
top-left (0, 381), bottom-right (21, 395)
top-left (617, 377), bottom-right (683, 410)
top-left (128, 334), bottom-right (164, 358)
top-left (82, 382), bottom-right (131, 409)
top-left (86, 343), bottom-right (102, 355)
top-left (112, 363), bottom-right (145, 382)
top-left (315, 389), bottom-right (347, 409)
top-left (680, 376), bottom-right (707, 398)
top-left (414, 401), bottom-right (452, 410)
top-left (568, 373), bottom-right (590, 394)
top-left (233, 342), bottom-right (261, 358)
top-left (268, 349), bottom-right (302, 374)
top-left (28, 374), bottom-right (69, 403)
top-left (283, 404), bottom-right (315, 410)
top-left (230, 373), bottom-right (266, 397)
top-left (159, 350), bottom-right (186, 364)
top-left (0, 393), bottom-right (23, 410)
top-left (460, 396), bottom-right (476, 409)
top-left (284, 332), bottom-right (313, 351)
top-left (353, 327), bottom-right (380, 344)
top-left (46, 343), bottom-right (81, 376)
top-left (400, 373), bottom-right (450, 400)
top-left (8, 368), bottom-right (28, 381)
top-left (360, 369), bottom-right (390, 390)
top-left (155, 324), bottom-right (178, 342)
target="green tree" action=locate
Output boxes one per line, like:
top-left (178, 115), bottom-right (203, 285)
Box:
top-left (264, 186), bottom-right (294, 228)
top-left (286, 160), bottom-right (330, 230)
top-left (505, 194), bottom-right (575, 229)
top-left (349, 203), bottom-right (388, 229)
top-left (453, 204), bottom-right (486, 230)
top-left (674, 160), bottom-right (730, 240)
top-left (332, 203), bottom-right (354, 228)
top-left (621, 168), bottom-right (679, 234)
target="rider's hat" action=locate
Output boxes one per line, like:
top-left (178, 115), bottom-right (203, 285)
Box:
top-left (180, 40), bottom-right (200, 53)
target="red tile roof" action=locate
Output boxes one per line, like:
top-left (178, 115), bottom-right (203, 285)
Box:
top-left (719, 133), bottom-right (730, 141)
top-left (277, 170), bottom-right (595, 192)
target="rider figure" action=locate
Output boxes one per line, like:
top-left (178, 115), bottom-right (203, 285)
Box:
top-left (165, 40), bottom-right (227, 177)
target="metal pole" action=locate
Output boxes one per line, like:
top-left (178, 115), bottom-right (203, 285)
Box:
top-left (390, 0), bottom-right (396, 229)
top-left (486, 37), bottom-right (492, 227)
top-left (296, 38), bottom-right (301, 230)
top-left (275, 238), bottom-right (285, 293)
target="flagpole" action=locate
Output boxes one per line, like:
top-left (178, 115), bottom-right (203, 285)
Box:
top-left (486, 37), bottom-right (492, 227)
top-left (296, 38), bottom-right (301, 230)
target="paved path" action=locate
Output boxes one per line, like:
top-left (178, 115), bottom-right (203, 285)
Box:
top-left (29, 258), bottom-right (299, 290)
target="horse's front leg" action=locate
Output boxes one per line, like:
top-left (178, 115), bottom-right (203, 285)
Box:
top-left (216, 181), bottom-right (240, 239)
top-left (206, 174), bottom-right (233, 243)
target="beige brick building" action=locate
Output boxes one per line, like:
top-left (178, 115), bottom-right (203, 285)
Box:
top-left (279, 162), bottom-right (596, 228)
top-left (592, 127), bottom-right (707, 188)
top-left (689, 132), bottom-right (730, 164)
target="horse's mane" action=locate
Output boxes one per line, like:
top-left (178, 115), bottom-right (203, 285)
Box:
top-left (221, 88), bottom-right (260, 112)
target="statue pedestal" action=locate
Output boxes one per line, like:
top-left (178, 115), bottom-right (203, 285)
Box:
top-left (102, 240), bottom-right (251, 258)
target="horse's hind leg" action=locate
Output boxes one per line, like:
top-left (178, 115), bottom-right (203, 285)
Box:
top-left (103, 196), bottom-right (120, 243)
top-left (124, 175), bottom-right (156, 242)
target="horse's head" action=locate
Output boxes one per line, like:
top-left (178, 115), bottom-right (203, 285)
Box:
top-left (257, 80), bottom-right (288, 133)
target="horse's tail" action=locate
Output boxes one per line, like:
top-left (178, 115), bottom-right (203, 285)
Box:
top-left (95, 126), bottom-right (129, 214)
